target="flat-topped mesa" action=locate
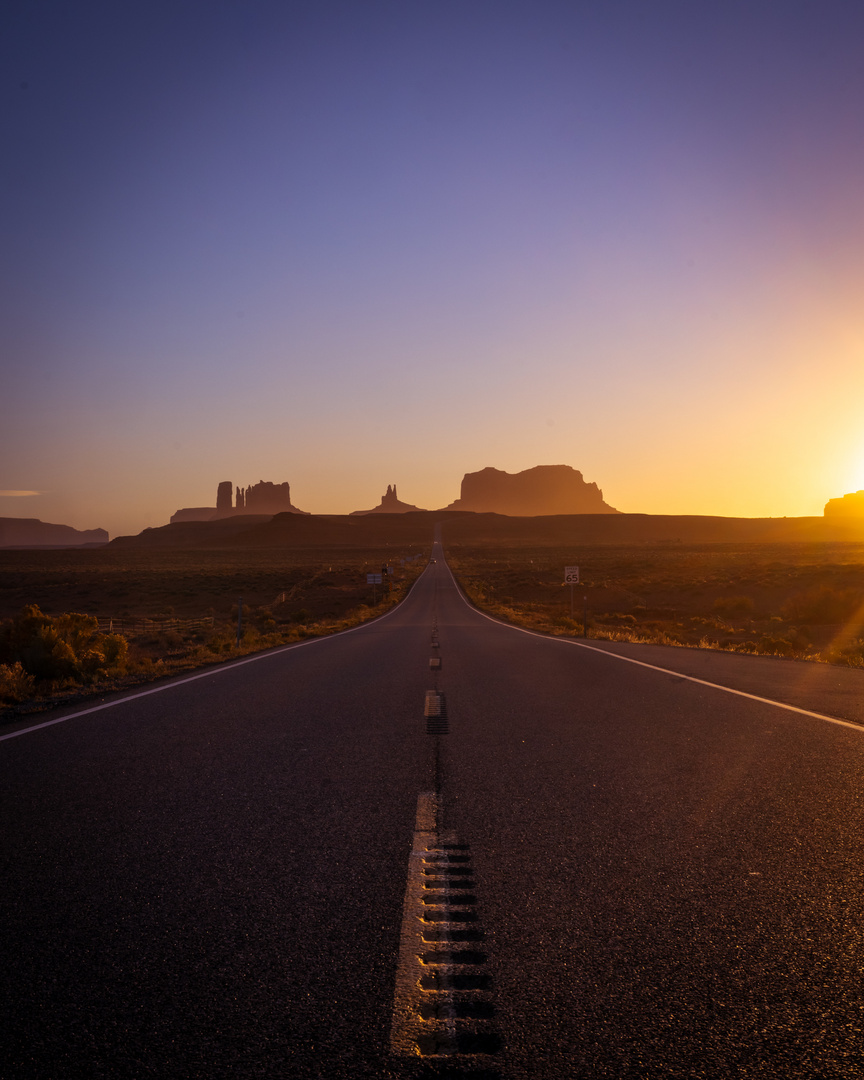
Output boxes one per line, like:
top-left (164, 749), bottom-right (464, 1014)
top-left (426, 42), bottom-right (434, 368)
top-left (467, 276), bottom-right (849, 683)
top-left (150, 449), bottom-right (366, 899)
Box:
top-left (170, 506), bottom-right (218, 524)
top-left (170, 478), bottom-right (309, 523)
top-left (350, 484), bottom-right (426, 516)
top-left (236, 480), bottom-right (292, 515)
top-left (824, 491), bottom-right (864, 517)
top-left (441, 465), bottom-right (620, 516)
top-left (225, 479), bottom-right (309, 516)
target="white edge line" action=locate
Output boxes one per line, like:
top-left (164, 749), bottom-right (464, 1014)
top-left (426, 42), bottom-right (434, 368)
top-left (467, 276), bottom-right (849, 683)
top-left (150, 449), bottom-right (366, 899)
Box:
top-left (0, 564), bottom-right (432, 743)
top-left (438, 548), bottom-right (864, 735)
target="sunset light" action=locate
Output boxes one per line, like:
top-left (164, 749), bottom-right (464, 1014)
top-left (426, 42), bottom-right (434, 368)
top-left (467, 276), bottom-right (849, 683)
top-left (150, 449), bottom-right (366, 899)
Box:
top-left (2, 1), bottom-right (864, 539)
top-left (5, 8), bottom-right (864, 1075)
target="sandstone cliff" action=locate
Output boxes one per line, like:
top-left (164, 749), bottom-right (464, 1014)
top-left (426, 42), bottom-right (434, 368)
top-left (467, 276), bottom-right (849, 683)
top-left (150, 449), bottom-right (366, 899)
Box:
top-left (825, 491), bottom-right (864, 517)
top-left (170, 507), bottom-right (217, 524)
top-left (171, 478), bottom-right (309, 523)
top-left (229, 480), bottom-right (308, 516)
top-left (350, 485), bottom-right (426, 515)
top-left (440, 465), bottom-right (619, 516)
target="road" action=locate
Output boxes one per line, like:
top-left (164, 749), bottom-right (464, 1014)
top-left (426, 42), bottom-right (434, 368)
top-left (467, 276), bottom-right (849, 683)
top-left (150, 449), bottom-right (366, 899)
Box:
top-left (3, 540), bottom-right (864, 1078)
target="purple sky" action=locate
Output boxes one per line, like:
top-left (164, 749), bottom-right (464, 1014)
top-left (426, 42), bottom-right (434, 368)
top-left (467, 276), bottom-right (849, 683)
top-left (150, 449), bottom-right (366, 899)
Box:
top-left (3, 1), bottom-right (864, 536)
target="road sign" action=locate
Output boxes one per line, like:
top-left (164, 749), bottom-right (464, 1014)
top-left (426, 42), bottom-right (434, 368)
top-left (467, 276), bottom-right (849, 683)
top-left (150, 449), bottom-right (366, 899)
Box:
top-left (564, 566), bottom-right (580, 584)
top-left (367, 573), bottom-right (383, 584)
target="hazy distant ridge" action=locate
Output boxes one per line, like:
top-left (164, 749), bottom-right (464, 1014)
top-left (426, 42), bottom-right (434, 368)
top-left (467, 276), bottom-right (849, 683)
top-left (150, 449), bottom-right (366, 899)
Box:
top-left (0, 518), bottom-right (108, 548)
top-left (109, 510), bottom-right (864, 551)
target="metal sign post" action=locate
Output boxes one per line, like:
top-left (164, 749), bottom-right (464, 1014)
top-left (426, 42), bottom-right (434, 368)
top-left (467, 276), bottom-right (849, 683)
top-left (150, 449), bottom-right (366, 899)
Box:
top-left (367, 572), bottom-right (383, 604)
top-left (564, 566), bottom-right (579, 622)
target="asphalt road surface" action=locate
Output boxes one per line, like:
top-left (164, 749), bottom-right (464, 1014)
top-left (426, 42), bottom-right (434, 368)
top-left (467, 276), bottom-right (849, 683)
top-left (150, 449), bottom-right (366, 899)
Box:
top-left (4, 540), bottom-right (864, 1079)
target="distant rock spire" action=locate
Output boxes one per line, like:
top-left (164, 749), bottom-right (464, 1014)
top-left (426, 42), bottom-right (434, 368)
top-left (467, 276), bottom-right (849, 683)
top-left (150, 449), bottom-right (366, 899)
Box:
top-left (349, 484), bottom-right (425, 515)
top-left (216, 481), bottom-right (233, 513)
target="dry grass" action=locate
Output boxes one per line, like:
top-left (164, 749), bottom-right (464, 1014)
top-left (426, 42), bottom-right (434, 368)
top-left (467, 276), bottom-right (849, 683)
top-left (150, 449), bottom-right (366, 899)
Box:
top-left (0, 545), bottom-right (427, 718)
top-left (7, 532), bottom-right (864, 719)
top-left (446, 541), bottom-right (864, 668)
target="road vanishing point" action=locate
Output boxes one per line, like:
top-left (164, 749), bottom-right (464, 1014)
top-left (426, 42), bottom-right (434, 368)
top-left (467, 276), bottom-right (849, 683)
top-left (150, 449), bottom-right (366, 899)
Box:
top-left (4, 535), bottom-right (864, 1079)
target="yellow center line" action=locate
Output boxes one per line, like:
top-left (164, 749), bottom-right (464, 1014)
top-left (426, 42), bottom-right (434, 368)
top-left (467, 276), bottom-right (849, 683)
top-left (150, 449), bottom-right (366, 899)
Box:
top-left (390, 792), bottom-right (498, 1060)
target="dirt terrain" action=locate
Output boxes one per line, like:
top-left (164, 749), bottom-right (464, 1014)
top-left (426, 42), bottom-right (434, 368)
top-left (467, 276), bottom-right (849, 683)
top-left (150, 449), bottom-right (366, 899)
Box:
top-left (0, 541), bottom-right (428, 717)
top-left (445, 538), bottom-right (864, 666)
top-left (0, 546), bottom-right (425, 622)
top-left (4, 510), bottom-right (864, 719)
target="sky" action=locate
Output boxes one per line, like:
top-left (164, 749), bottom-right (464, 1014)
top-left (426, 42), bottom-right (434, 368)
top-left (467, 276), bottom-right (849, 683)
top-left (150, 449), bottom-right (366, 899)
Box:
top-left (3, 0), bottom-right (864, 538)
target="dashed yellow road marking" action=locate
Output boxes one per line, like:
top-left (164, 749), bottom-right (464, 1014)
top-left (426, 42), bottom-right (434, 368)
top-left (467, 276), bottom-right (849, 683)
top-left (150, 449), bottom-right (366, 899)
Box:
top-left (390, 793), bottom-right (500, 1060)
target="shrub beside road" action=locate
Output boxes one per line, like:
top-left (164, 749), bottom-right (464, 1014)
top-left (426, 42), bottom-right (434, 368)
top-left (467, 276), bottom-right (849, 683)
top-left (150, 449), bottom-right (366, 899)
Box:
top-left (447, 542), bottom-right (864, 668)
top-left (0, 547), bottom-right (427, 715)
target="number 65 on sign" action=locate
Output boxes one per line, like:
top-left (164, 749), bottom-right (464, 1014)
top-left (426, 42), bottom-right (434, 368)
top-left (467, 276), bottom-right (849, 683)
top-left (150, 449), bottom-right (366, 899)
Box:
top-left (564, 566), bottom-right (580, 585)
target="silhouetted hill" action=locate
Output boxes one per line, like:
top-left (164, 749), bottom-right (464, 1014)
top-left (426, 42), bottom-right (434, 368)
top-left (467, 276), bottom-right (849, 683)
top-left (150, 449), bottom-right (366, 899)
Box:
top-left (110, 510), bottom-right (864, 550)
top-left (350, 485), bottom-right (426, 515)
top-left (438, 513), bottom-right (864, 546)
top-left (441, 466), bottom-right (619, 515)
top-left (111, 513), bottom-right (437, 549)
top-left (0, 518), bottom-right (108, 548)
top-left (111, 516), bottom-right (275, 549)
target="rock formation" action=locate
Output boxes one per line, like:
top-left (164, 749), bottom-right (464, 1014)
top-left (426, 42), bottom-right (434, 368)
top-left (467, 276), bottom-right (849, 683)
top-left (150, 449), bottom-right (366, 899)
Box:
top-left (170, 507), bottom-right (217, 524)
top-left (350, 484), bottom-right (426, 515)
top-left (824, 491), bottom-right (864, 517)
top-left (171, 479), bottom-right (309, 523)
top-left (216, 481), bottom-right (233, 513)
top-left (0, 517), bottom-right (108, 548)
top-left (236, 480), bottom-right (296, 515)
top-left (440, 465), bottom-right (619, 516)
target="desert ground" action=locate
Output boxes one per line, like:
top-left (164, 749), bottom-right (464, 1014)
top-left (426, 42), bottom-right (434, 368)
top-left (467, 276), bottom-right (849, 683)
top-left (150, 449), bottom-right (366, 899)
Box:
top-left (3, 511), bottom-right (864, 718)
top-left (444, 537), bottom-right (864, 664)
top-left (0, 541), bottom-right (428, 716)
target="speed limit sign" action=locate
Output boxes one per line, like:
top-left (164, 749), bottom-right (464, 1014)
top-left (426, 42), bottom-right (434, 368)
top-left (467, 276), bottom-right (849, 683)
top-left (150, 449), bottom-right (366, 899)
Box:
top-left (564, 566), bottom-right (580, 584)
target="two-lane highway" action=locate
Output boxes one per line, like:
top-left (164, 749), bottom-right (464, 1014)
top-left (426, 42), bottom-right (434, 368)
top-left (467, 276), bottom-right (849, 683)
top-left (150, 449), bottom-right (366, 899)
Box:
top-left (3, 540), bottom-right (864, 1078)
